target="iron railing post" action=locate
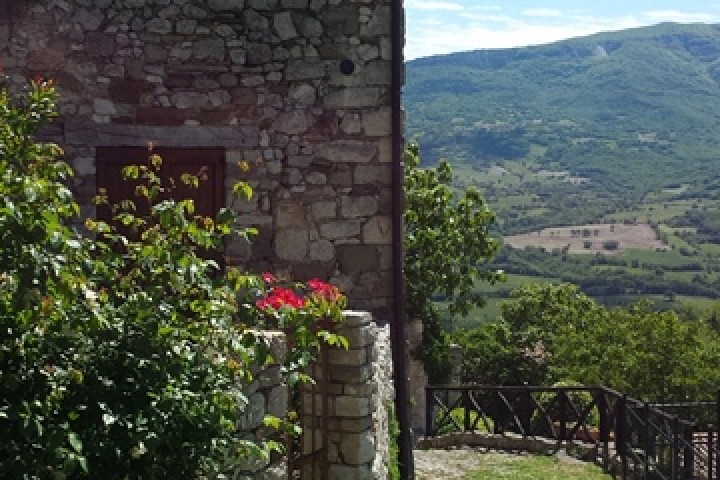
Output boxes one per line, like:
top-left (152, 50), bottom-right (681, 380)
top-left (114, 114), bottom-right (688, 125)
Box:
top-left (644, 402), bottom-right (650, 479)
top-left (463, 388), bottom-right (471, 432)
top-left (618, 394), bottom-right (628, 479)
top-left (672, 416), bottom-right (679, 480)
top-left (559, 390), bottom-right (567, 443)
top-left (708, 429), bottom-right (714, 480)
top-left (683, 423), bottom-right (694, 479)
top-left (598, 390), bottom-right (610, 471)
top-left (425, 387), bottom-right (433, 436)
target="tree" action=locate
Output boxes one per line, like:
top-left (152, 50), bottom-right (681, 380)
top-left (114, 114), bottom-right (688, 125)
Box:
top-left (465, 283), bottom-right (720, 402)
top-left (403, 143), bottom-right (502, 383)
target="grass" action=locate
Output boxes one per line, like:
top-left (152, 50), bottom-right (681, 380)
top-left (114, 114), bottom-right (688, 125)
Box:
top-left (462, 453), bottom-right (611, 479)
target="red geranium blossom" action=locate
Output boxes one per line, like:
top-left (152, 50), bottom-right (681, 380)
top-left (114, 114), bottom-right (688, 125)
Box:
top-left (307, 278), bottom-right (341, 302)
top-left (261, 272), bottom-right (276, 284)
top-left (256, 287), bottom-right (305, 310)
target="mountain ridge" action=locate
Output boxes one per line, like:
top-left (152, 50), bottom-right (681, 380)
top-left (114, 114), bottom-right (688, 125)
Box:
top-left (404, 22), bottom-right (720, 197)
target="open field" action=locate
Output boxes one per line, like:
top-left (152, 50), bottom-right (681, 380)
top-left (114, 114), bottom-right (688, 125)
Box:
top-left (504, 223), bottom-right (667, 254)
top-left (414, 449), bottom-right (611, 480)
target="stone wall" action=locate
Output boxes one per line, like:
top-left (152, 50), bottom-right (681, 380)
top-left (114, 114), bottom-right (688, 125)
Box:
top-left (236, 311), bottom-right (395, 479)
top-left (236, 331), bottom-right (287, 479)
top-left (0, 0), bottom-right (399, 319)
top-left (300, 310), bottom-right (395, 479)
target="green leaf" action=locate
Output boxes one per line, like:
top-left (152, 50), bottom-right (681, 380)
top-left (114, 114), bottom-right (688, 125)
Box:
top-left (68, 432), bottom-right (82, 454)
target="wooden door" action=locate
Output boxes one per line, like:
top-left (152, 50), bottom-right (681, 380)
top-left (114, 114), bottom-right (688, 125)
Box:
top-left (96, 147), bottom-right (226, 261)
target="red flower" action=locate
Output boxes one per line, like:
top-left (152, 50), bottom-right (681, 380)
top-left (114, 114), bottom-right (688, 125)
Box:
top-left (256, 287), bottom-right (305, 310)
top-left (261, 272), bottom-right (276, 284)
top-left (307, 278), bottom-right (341, 302)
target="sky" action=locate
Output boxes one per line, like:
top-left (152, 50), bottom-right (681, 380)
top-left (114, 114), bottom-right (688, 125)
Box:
top-left (404, 0), bottom-right (720, 60)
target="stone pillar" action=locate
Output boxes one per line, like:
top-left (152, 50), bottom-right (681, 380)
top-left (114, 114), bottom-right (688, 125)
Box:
top-left (323, 310), bottom-right (395, 479)
top-left (234, 331), bottom-right (287, 480)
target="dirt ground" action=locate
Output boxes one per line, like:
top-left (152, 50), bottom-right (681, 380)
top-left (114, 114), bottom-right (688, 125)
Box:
top-left (503, 223), bottom-right (667, 254)
top-left (413, 448), bottom-right (485, 479)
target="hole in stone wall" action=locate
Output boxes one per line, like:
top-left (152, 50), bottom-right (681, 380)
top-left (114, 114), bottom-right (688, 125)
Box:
top-left (339, 59), bottom-right (355, 75)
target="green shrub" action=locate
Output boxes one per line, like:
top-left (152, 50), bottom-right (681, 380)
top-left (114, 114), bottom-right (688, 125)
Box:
top-left (0, 79), bottom-right (346, 478)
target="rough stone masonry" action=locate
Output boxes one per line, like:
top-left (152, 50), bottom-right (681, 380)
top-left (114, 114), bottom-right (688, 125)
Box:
top-left (0, 0), bottom-right (398, 319)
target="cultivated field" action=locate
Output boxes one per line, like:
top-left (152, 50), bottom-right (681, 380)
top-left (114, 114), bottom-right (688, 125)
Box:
top-left (504, 223), bottom-right (668, 254)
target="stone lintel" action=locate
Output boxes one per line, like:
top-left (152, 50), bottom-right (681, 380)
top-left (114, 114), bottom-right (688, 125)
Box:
top-left (65, 121), bottom-right (260, 148)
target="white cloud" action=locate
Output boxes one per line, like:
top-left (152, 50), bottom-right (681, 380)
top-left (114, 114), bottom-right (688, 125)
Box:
top-left (522, 8), bottom-right (564, 18)
top-left (406, 0), bottom-right (465, 11)
top-left (466, 5), bottom-right (502, 12)
top-left (405, 7), bottom-right (720, 60)
top-left (641, 10), bottom-right (717, 23)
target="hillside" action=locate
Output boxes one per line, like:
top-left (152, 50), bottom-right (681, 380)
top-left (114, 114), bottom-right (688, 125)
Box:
top-left (404, 23), bottom-right (720, 313)
top-left (406, 23), bottom-right (720, 181)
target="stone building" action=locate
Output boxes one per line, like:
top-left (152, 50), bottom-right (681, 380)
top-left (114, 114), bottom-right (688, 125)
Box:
top-left (1, 0), bottom-right (411, 476)
top-left (0, 0), bottom-right (403, 320)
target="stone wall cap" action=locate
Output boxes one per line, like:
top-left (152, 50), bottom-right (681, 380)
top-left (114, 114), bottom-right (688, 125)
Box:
top-left (342, 310), bottom-right (373, 327)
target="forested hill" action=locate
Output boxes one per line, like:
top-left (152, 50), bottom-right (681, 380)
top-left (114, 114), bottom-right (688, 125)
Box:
top-left (404, 22), bottom-right (720, 197)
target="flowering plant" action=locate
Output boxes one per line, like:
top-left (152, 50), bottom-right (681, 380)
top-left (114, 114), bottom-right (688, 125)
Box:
top-left (251, 274), bottom-right (348, 381)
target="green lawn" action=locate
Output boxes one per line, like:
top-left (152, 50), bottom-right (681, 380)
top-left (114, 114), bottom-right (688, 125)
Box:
top-left (462, 453), bottom-right (611, 480)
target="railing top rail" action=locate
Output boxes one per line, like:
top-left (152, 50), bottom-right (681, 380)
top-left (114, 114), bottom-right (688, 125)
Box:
top-left (426, 384), bottom-right (699, 426)
top-left (651, 402), bottom-right (716, 408)
top-left (426, 384), bottom-right (608, 392)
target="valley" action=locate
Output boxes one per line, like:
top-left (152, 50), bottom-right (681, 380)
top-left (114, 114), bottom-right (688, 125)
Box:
top-left (404, 22), bottom-right (720, 325)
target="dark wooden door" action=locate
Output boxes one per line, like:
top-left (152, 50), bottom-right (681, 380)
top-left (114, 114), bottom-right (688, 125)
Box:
top-left (96, 147), bottom-right (226, 262)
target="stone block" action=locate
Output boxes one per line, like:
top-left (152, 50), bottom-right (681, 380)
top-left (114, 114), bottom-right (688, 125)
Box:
top-left (108, 79), bottom-right (152, 104)
top-left (363, 61), bottom-right (392, 86)
top-left (193, 37), bottom-right (226, 61)
top-left (282, 0), bottom-right (309, 8)
top-left (354, 164), bottom-right (391, 185)
top-left (146, 17), bottom-right (172, 34)
top-left (246, 42), bottom-right (273, 65)
top-left (289, 84), bottom-right (317, 105)
top-left (285, 59), bottom-right (326, 80)
top-left (311, 201), bottom-right (337, 220)
top-left (328, 347), bottom-right (367, 367)
top-left (338, 430), bottom-right (374, 464)
top-left (300, 17), bottom-right (324, 37)
top-left (327, 465), bottom-right (374, 480)
top-left (171, 91), bottom-right (209, 109)
top-left (361, 5), bottom-right (391, 36)
top-left (322, 6), bottom-right (360, 36)
top-left (323, 87), bottom-right (380, 109)
top-left (93, 99), bottom-right (116, 115)
top-left (341, 196), bottom-right (378, 218)
top-left (208, 0), bottom-right (245, 10)
top-left (341, 311), bottom-right (372, 327)
top-left (275, 202), bottom-right (308, 228)
top-left (336, 324), bottom-right (374, 348)
top-left (266, 385), bottom-right (287, 417)
top-left (237, 392), bottom-right (265, 430)
top-left (334, 396), bottom-right (370, 418)
top-left (309, 240), bottom-right (334, 262)
top-left (361, 108), bottom-right (391, 136)
top-left (273, 11), bottom-right (298, 40)
top-left (337, 245), bottom-right (379, 273)
top-left (315, 141), bottom-right (377, 164)
top-left (330, 365), bottom-right (371, 384)
top-left (319, 219), bottom-right (363, 240)
top-left (362, 216), bottom-right (391, 244)
top-left (340, 416), bottom-right (374, 433)
top-left (272, 110), bottom-right (309, 135)
top-left (275, 227), bottom-right (309, 261)
top-left (85, 32), bottom-right (115, 56)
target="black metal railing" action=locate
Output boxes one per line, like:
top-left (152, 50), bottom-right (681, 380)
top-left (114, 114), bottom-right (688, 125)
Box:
top-left (425, 385), bottom-right (720, 479)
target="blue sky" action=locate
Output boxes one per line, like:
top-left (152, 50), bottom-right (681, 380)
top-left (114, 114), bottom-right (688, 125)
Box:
top-left (405, 1), bottom-right (720, 59)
